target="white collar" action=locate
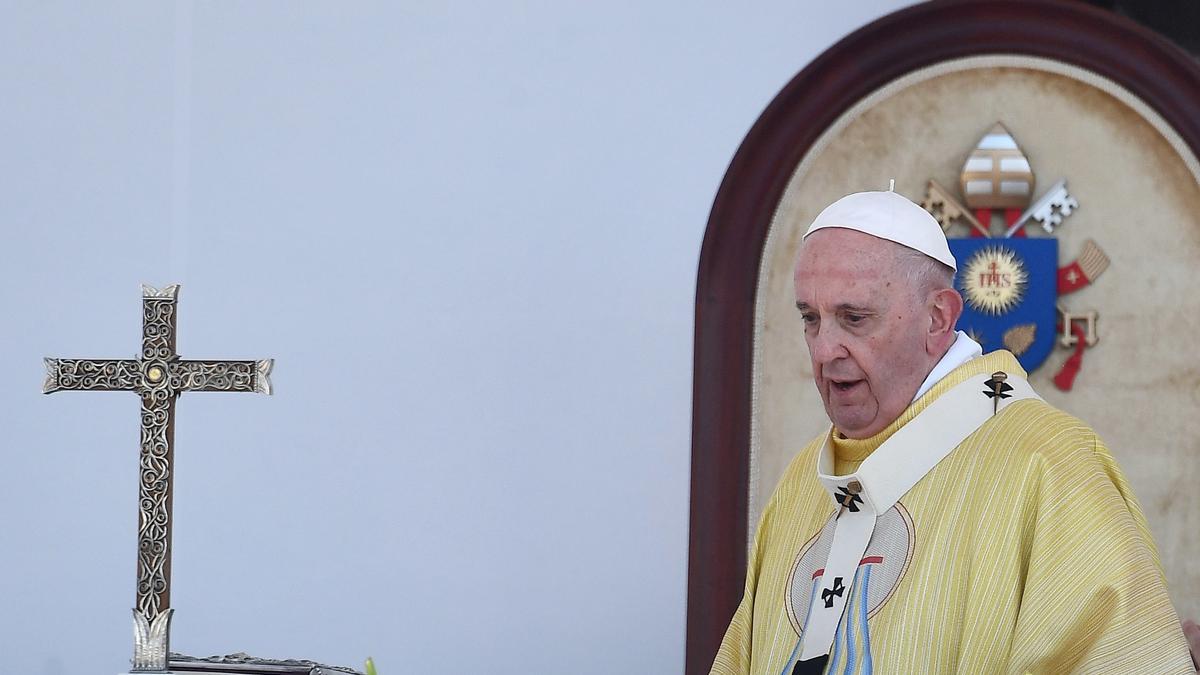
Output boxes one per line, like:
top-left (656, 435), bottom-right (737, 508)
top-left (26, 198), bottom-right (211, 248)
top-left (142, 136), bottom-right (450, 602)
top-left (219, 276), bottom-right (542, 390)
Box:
top-left (912, 330), bottom-right (982, 402)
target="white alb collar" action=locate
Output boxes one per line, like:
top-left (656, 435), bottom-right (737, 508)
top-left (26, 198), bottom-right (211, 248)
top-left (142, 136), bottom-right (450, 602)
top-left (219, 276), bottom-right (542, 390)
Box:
top-left (912, 330), bottom-right (982, 402)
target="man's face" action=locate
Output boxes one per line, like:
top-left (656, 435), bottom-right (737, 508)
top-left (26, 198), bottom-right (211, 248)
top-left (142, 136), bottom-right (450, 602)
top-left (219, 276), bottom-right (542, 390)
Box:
top-left (794, 228), bottom-right (936, 439)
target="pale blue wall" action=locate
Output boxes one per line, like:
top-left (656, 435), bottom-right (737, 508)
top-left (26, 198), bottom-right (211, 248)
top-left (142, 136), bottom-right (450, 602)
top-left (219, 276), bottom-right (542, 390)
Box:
top-left (0, 2), bottom-right (910, 673)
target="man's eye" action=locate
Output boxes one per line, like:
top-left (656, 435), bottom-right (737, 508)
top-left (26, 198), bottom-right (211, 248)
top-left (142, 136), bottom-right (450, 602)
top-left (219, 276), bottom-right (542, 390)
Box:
top-left (801, 313), bottom-right (818, 324)
top-left (845, 314), bottom-right (866, 324)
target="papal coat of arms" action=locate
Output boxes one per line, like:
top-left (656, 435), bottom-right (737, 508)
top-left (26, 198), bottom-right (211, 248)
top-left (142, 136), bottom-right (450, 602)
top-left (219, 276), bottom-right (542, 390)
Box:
top-left (922, 123), bottom-right (1107, 390)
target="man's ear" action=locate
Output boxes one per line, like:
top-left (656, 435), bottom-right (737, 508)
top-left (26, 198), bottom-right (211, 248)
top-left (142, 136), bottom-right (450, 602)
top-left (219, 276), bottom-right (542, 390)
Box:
top-left (928, 288), bottom-right (964, 353)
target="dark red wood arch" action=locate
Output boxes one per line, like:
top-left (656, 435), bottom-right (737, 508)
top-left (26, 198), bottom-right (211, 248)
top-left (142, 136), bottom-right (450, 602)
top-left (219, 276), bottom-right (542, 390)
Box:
top-left (686, 1), bottom-right (1200, 672)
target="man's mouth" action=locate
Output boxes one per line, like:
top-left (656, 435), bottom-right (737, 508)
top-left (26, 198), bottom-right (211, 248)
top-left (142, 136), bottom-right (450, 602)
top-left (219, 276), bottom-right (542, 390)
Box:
top-left (830, 379), bottom-right (864, 393)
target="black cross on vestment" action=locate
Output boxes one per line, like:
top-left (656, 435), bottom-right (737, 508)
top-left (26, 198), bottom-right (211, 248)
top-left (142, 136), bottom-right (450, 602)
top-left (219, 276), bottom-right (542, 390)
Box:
top-left (821, 576), bottom-right (846, 608)
top-left (983, 371), bottom-right (1013, 414)
top-left (835, 486), bottom-right (863, 513)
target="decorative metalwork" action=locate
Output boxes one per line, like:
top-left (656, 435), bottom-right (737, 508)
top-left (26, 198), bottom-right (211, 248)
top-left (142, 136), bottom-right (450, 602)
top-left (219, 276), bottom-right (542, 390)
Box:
top-left (43, 358), bottom-right (141, 392)
top-left (173, 359), bottom-right (273, 394)
top-left (132, 608), bottom-right (173, 671)
top-left (44, 284), bottom-right (273, 672)
top-left (169, 652), bottom-right (364, 675)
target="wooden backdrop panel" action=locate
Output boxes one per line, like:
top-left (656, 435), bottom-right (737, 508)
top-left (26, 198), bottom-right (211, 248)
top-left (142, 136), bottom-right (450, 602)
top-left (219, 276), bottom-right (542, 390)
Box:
top-left (688, 2), bottom-right (1200, 672)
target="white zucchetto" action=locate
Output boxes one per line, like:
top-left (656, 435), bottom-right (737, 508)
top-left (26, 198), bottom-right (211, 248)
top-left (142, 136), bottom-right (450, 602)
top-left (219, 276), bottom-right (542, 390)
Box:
top-left (803, 190), bottom-right (957, 271)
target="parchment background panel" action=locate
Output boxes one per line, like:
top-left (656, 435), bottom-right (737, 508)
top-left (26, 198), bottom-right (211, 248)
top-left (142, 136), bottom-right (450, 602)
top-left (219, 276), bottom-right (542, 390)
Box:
top-left (751, 60), bottom-right (1200, 621)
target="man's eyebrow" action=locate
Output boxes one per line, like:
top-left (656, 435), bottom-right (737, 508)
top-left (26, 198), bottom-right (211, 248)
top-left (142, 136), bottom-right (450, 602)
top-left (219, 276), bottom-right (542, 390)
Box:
top-left (836, 303), bottom-right (875, 313)
top-left (794, 301), bottom-right (876, 313)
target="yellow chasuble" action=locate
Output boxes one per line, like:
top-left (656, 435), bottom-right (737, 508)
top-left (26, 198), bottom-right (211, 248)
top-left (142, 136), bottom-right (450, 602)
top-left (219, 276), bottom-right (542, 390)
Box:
top-left (711, 351), bottom-right (1193, 674)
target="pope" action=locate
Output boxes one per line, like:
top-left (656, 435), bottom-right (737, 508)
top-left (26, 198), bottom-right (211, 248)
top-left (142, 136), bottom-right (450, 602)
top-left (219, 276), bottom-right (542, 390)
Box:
top-left (710, 189), bottom-right (1194, 674)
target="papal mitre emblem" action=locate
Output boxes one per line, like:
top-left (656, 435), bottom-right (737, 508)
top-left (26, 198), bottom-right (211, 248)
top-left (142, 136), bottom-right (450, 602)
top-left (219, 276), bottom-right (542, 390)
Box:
top-left (959, 122), bottom-right (1035, 210)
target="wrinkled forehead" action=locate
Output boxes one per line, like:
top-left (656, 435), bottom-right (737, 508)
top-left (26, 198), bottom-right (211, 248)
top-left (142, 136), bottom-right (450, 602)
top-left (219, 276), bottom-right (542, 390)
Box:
top-left (793, 229), bottom-right (925, 311)
top-left (794, 227), bottom-right (908, 286)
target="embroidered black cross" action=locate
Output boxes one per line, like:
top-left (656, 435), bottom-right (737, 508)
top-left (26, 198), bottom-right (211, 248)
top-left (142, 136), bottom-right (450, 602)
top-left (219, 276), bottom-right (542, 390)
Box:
top-left (835, 485), bottom-right (862, 513)
top-left (822, 576), bottom-right (845, 608)
top-left (983, 371), bottom-right (1013, 414)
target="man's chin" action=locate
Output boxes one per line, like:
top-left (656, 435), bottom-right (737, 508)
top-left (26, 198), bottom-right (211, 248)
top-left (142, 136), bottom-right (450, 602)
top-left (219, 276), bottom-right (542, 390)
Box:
top-left (828, 408), bottom-right (878, 439)
top-left (836, 426), bottom-right (877, 440)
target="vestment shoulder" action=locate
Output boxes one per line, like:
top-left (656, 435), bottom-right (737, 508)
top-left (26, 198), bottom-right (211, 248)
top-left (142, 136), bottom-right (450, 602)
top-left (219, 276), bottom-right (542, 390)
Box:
top-left (983, 397), bottom-right (1104, 464)
top-left (996, 402), bottom-right (1190, 671)
top-left (989, 396), bottom-right (1164, 572)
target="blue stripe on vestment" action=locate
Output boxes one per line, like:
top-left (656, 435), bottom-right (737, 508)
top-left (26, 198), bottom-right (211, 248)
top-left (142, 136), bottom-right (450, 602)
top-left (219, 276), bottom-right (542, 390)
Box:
top-left (859, 564), bottom-right (873, 674)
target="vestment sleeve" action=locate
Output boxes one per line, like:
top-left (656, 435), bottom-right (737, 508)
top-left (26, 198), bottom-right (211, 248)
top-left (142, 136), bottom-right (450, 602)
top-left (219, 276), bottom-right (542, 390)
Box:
top-left (709, 498), bottom-right (777, 674)
top-left (1005, 434), bottom-right (1193, 674)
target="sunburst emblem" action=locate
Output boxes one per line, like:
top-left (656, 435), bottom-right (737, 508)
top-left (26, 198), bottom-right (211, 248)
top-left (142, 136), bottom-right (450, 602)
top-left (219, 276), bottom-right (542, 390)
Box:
top-left (960, 246), bottom-right (1028, 315)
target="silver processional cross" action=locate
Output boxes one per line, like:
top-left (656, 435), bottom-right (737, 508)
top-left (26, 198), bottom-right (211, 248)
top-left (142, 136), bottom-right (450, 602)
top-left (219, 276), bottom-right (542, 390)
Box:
top-left (43, 284), bottom-right (272, 673)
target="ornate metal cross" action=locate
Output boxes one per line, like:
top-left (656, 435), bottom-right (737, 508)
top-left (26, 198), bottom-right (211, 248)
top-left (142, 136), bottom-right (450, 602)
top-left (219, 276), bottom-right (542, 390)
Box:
top-left (43, 284), bottom-right (272, 672)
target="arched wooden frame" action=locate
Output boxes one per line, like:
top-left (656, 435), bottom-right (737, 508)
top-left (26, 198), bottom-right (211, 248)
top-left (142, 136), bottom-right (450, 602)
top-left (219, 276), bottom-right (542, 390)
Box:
top-left (686, 1), bottom-right (1200, 672)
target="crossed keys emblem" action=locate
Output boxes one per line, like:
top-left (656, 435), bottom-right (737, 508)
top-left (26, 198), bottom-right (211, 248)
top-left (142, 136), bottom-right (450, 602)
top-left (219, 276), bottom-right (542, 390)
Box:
top-left (1002, 178), bottom-right (1078, 237)
top-left (822, 577), bottom-right (846, 608)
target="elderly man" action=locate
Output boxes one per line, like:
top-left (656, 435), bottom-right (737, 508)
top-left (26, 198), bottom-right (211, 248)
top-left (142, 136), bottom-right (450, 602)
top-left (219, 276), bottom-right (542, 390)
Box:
top-left (711, 190), bottom-right (1194, 674)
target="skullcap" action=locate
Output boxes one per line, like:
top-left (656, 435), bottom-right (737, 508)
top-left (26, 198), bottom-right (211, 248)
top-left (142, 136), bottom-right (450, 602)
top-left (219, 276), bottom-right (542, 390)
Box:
top-left (803, 190), bottom-right (957, 271)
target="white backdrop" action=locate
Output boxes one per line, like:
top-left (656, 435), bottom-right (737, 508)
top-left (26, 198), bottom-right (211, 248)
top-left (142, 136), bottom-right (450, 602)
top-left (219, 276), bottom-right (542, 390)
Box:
top-left (0, 2), bottom-right (909, 673)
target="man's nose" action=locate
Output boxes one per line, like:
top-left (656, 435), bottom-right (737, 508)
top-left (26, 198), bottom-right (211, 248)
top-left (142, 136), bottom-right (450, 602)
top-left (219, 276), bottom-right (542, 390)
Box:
top-left (809, 325), bottom-right (849, 363)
